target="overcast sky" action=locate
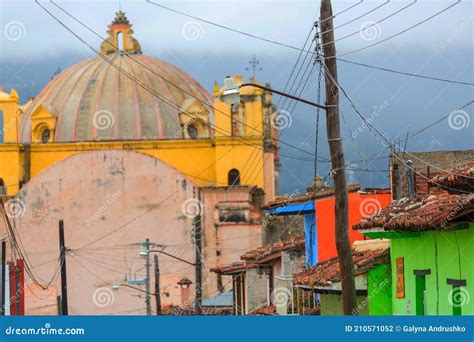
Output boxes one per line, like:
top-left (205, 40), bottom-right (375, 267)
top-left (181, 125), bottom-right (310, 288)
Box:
top-left (1, 0), bottom-right (473, 192)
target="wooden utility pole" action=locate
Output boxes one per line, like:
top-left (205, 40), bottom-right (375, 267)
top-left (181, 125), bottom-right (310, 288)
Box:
top-left (319, 0), bottom-right (356, 314)
top-left (58, 220), bottom-right (69, 315)
top-left (194, 194), bottom-right (203, 315)
top-left (154, 254), bottom-right (162, 315)
top-left (1, 240), bottom-right (5, 316)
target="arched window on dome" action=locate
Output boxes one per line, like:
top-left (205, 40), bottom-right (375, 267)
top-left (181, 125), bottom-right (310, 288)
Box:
top-left (228, 169), bottom-right (240, 186)
top-left (117, 31), bottom-right (123, 51)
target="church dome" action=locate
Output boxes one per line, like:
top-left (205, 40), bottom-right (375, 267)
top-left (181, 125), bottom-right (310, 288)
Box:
top-left (20, 12), bottom-right (213, 143)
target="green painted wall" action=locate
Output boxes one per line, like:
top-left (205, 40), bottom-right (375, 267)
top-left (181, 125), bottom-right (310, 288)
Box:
top-left (320, 294), bottom-right (369, 315)
top-left (390, 223), bottom-right (474, 315)
top-left (367, 265), bottom-right (392, 315)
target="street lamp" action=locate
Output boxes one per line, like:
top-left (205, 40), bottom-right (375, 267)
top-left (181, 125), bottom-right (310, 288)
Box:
top-left (221, 75), bottom-right (328, 110)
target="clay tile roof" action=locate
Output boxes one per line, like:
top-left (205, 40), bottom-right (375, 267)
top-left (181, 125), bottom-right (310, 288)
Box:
top-left (240, 234), bottom-right (305, 263)
top-left (293, 247), bottom-right (389, 287)
top-left (249, 304), bottom-right (277, 316)
top-left (354, 192), bottom-right (474, 232)
top-left (210, 262), bottom-right (270, 275)
top-left (164, 306), bottom-right (233, 316)
top-left (430, 161), bottom-right (474, 193)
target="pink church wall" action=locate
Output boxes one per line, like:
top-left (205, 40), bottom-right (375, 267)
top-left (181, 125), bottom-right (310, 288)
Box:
top-left (1, 150), bottom-right (199, 315)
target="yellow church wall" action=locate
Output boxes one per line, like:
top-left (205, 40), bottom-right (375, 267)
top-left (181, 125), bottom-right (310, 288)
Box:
top-left (213, 100), bottom-right (232, 137)
top-left (0, 136), bottom-right (264, 196)
top-left (214, 138), bottom-right (265, 188)
top-left (244, 100), bottom-right (263, 136)
top-left (0, 145), bottom-right (22, 194)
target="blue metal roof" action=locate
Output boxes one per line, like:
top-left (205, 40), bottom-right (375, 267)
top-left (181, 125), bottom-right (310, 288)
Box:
top-left (202, 291), bottom-right (233, 307)
top-left (264, 201), bottom-right (314, 216)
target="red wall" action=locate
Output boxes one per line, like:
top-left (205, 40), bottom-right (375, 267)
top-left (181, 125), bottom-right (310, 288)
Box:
top-left (315, 192), bottom-right (391, 262)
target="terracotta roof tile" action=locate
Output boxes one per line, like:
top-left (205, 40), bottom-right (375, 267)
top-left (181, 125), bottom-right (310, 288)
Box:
top-left (354, 192), bottom-right (474, 232)
top-left (293, 248), bottom-right (389, 286)
top-left (240, 234), bottom-right (305, 262)
top-left (164, 306), bottom-right (233, 316)
top-left (249, 304), bottom-right (277, 316)
top-left (430, 161), bottom-right (474, 193)
top-left (210, 262), bottom-right (270, 275)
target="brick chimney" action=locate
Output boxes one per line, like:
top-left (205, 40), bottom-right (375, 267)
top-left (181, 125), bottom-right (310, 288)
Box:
top-left (177, 277), bottom-right (193, 309)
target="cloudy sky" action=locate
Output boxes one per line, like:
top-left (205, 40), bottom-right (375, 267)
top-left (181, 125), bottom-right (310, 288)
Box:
top-left (1, 0), bottom-right (473, 193)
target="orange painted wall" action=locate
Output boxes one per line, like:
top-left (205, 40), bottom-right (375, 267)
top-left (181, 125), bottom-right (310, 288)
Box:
top-left (315, 192), bottom-right (391, 262)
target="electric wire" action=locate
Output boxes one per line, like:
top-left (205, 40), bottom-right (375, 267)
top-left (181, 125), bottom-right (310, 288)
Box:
top-left (145, 0), bottom-right (472, 86)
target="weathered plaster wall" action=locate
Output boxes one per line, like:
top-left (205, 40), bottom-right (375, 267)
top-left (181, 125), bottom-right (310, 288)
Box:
top-left (0, 150), bottom-right (199, 315)
top-left (200, 187), bottom-right (262, 298)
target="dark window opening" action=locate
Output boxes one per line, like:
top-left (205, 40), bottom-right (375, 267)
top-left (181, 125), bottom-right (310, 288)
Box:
top-left (415, 274), bottom-right (427, 315)
top-left (228, 168), bottom-right (240, 186)
top-left (0, 178), bottom-right (5, 195)
top-left (41, 129), bottom-right (51, 143)
top-left (187, 124), bottom-right (198, 139)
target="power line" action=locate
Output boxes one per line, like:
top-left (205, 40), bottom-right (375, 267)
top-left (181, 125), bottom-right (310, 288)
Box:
top-left (335, 0), bottom-right (462, 59)
top-left (321, 0), bottom-right (418, 47)
top-left (338, 58), bottom-right (474, 86)
top-left (319, 0), bottom-right (390, 36)
top-left (146, 0), bottom-right (363, 55)
top-left (47, 0), bottom-right (329, 162)
top-left (145, 0), bottom-right (472, 86)
top-left (321, 62), bottom-right (474, 188)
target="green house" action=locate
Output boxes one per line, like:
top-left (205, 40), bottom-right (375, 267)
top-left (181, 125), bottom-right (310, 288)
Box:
top-left (354, 161), bottom-right (474, 315)
top-left (293, 239), bottom-right (392, 316)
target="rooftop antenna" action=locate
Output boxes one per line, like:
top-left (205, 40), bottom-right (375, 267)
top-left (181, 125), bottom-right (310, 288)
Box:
top-left (245, 55), bottom-right (262, 78)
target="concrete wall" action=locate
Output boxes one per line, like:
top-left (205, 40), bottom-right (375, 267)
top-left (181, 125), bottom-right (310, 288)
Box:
top-left (200, 187), bottom-right (263, 298)
top-left (245, 269), bottom-right (268, 313)
top-left (390, 150), bottom-right (474, 199)
top-left (390, 224), bottom-right (474, 315)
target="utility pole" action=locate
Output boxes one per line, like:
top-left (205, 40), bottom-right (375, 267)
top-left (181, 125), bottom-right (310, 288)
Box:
top-left (194, 194), bottom-right (203, 315)
top-left (319, 0), bottom-right (356, 314)
top-left (144, 238), bottom-right (152, 316)
top-left (58, 220), bottom-right (69, 315)
top-left (154, 254), bottom-right (162, 315)
top-left (1, 240), bottom-right (5, 316)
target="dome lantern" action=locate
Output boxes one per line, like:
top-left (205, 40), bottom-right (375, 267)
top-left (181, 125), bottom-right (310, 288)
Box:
top-left (100, 11), bottom-right (142, 55)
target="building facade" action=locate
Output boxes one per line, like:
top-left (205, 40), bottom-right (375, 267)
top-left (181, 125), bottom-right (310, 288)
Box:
top-left (0, 12), bottom-right (279, 314)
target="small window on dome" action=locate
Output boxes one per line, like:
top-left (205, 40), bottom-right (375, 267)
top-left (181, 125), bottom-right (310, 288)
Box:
top-left (187, 124), bottom-right (198, 139)
top-left (41, 129), bottom-right (51, 143)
